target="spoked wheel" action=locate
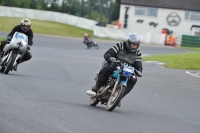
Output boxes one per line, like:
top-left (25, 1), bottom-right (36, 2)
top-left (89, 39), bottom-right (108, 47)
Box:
top-left (3, 53), bottom-right (17, 74)
top-left (107, 84), bottom-right (125, 111)
top-left (90, 96), bottom-right (99, 106)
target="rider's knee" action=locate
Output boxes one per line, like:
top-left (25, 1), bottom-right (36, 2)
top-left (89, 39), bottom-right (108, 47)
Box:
top-left (129, 76), bottom-right (137, 84)
top-left (0, 41), bottom-right (6, 50)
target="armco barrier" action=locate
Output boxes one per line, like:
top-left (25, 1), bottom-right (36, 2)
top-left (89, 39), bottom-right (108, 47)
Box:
top-left (0, 6), bottom-right (182, 45)
top-left (94, 26), bottom-right (166, 45)
top-left (0, 6), bottom-right (97, 31)
top-left (181, 35), bottom-right (200, 47)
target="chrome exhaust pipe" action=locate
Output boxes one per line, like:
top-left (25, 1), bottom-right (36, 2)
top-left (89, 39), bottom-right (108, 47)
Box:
top-left (86, 90), bottom-right (96, 97)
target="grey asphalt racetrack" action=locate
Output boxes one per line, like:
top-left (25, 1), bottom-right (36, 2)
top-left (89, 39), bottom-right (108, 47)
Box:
top-left (0, 32), bottom-right (200, 133)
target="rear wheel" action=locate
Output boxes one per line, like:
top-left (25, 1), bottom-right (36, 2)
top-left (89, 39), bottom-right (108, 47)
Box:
top-left (106, 84), bottom-right (125, 111)
top-left (90, 96), bottom-right (99, 106)
top-left (3, 52), bottom-right (17, 74)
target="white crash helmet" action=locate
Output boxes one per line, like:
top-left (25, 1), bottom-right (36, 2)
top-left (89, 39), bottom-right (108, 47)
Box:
top-left (20, 18), bottom-right (31, 32)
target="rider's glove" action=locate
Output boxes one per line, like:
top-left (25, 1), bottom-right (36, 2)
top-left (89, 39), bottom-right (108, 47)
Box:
top-left (134, 70), bottom-right (142, 77)
top-left (109, 57), bottom-right (116, 62)
top-left (27, 45), bottom-right (31, 50)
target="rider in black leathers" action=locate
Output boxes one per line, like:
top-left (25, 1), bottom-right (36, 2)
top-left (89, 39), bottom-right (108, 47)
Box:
top-left (83, 33), bottom-right (91, 48)
top-left (0, 18), bottom-right (33, 71)
top-left (92, 34), bottom-right (143, 99)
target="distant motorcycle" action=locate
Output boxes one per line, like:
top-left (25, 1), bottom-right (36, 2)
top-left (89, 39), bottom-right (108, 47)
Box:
top-left (86, 60), bottom-right (136, 111)
top-left (0, 32), bottom-right (28, 74)
top-left (83, 38), bottom-right (99, 49)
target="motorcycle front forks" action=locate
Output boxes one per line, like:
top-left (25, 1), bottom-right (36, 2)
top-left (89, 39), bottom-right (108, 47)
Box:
top-left (111, 81), bottom-right (119, 96)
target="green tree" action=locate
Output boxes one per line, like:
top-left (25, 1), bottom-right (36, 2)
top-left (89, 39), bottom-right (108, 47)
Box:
top-left (82, 0), bottom-right (112, 22)
top-left (63, 0), bottom-right (80, 15)
top-left (112, 0), bottom-right (120, 21)
top-left (0, 0), bottom-right (116, 22)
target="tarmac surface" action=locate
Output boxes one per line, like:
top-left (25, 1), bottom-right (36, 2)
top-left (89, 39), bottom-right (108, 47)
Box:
top-left (0, 32), bottom-right (200, 133)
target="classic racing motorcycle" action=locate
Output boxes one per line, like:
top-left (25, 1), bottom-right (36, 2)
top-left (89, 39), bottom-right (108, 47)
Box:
top-left (86, 60), bottom-right (135, 111)
top-left (0, 32), bottom-right (28, 74)
top-left (83, 37), bottom-right (99, 49)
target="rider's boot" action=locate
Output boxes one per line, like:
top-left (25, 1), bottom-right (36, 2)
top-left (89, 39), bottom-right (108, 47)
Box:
top-left (92, 84), bottom-right (101, 93)
top-left (92, 72), bottom-right (107, 93)
top-left (0, 50), bottom-right (2, 56)
top-left (0, 41), bottom-right (3, 52)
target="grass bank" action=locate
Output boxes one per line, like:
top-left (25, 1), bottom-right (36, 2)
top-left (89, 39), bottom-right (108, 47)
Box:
top-left (142, 47), bottom-right (200, 70)
top-left (0, 16), bottom-right (95, 39)
top-left (0, 37), bottom-right (6, 40)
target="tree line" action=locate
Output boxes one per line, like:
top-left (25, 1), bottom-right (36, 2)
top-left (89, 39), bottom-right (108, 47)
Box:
top-left (0, 0), bottom-right (120, 23)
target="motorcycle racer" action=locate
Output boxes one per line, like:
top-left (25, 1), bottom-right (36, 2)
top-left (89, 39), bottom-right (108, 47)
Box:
top-left (92, 34), bottom-right (143, 103)
top-left (0, 18), bottom-right (33, 71)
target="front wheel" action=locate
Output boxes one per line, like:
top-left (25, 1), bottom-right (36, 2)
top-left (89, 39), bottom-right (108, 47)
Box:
top-left (0, 66), bottom-right (5, 73)
top-left (86, 42), bottom-right (91, 49)
top-left (106, 84), bottom-right (125, 111)
top-left (3, 52), bottom-right (17, 74)
top-left (95, 44), bottom-right (99, 49)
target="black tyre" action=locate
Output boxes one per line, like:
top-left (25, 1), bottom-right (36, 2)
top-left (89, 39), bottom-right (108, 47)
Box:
top-left (86, 42), bottom-right (90, 49)
top-left (3, 52), bottom-right (17, 74)
top-left (0, 66), bottom-right (5, 73)
top-left (95, 44), bottom-right (99, 49)
top-left (106, 84), bottom-right (125, 111)
top-left (89, 96), bottom-right (99, 106)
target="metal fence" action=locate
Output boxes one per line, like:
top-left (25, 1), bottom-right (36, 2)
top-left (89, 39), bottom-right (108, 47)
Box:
top-left (182, 35), bottom-right (200, 47)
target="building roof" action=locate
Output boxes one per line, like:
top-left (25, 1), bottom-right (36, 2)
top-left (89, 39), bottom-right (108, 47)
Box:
top-left (121, 0), bottom-right (200, 12)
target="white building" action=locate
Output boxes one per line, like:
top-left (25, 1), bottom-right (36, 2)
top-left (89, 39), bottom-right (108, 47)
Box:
top-left (119, 0), bottom-right (200, 36)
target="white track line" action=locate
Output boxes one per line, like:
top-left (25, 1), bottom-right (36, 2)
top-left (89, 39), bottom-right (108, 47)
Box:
top-left (186, 71), bottom-right (200, 78)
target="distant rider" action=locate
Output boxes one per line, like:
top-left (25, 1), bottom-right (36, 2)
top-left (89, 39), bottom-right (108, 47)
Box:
top-left (0, 18), bottom-right (33, 71)
top-left (92, 34), bottom-right (143, 103)
top-left (83, 33), bottom-right (91, 47)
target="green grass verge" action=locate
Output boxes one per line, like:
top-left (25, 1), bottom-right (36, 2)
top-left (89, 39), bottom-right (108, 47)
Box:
top-left (0, 16), bottom-right (119, 41)
top-left (0, 37), bottom-right (6, 40)
top-left (0, 16), bottom-right (93, 38)
top-left (143, 47), bottom-right (200, 70)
